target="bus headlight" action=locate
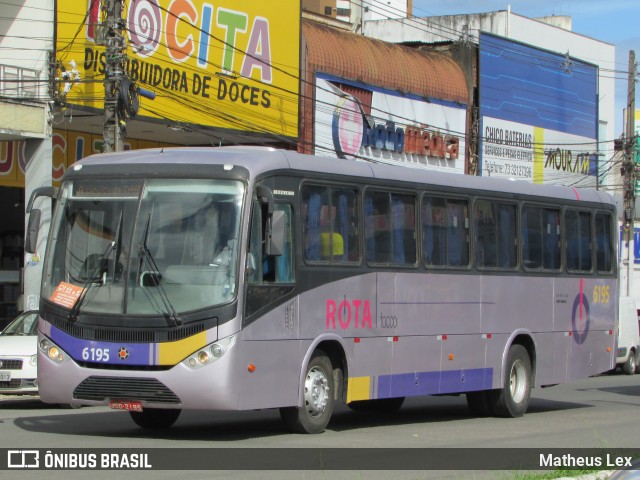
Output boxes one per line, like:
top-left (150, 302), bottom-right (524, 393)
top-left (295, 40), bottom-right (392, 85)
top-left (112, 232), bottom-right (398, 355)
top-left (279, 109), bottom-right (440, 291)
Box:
top-left (39, 338), bottom-right (66, 363)
top-left (183, 334), bottom-right (236, 369)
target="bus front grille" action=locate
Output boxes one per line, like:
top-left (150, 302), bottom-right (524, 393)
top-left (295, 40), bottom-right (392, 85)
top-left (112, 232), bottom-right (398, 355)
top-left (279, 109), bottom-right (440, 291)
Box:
top-left (73, 376), bottom-right (181, 404)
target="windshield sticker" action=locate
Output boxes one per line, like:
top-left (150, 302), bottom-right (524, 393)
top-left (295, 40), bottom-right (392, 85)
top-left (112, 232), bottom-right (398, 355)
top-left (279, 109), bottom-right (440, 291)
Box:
top-left (50, 282), bottom-right (84, 309)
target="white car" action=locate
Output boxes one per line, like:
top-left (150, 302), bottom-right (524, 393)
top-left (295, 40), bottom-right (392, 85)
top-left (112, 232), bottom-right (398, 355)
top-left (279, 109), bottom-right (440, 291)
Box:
top-left (0, 310), bottom-right (39, 395)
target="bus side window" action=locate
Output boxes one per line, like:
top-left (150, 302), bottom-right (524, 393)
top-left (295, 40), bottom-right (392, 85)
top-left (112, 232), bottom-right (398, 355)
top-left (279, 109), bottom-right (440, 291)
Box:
top-left (365, 190), bottom-right (415, 265)
top-left (422, 196), bottom-right (446, 266)
top-left (522, 206), bottom-right (542, 269)
top-left (474, 199), bottom-right (497, 268)
top-left (565, 210), bottom-right (592, 272)
top-left (248, 201), bottom-right (294, 285)
top-left (273, 204), bottom-right (294, 282)
top-left (543, 209), bottom-right (561, 270)
top-left (497, 203), bottom-right (517, 268)
top-left (247, 202), bottom-right (263, 284)
top-left (595, 212), bottom-right (613, 273)
top-left (303, 185), bottom-right (359, 264)
top-left (423, 196), bottom-right (469, 268)
top-left (522, 206), bottom-right (561, 271)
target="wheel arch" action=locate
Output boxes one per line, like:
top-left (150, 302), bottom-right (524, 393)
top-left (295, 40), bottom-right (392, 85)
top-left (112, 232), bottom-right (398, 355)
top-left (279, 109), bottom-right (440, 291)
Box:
top-left (501, 330), bottom-right (537, 387)
top-left (296, 334), bottom-right (349, 407)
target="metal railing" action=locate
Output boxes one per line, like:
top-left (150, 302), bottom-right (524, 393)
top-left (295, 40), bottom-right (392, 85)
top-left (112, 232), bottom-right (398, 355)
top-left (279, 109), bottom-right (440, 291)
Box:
top-left (0, 64), bottom-right (40, 99)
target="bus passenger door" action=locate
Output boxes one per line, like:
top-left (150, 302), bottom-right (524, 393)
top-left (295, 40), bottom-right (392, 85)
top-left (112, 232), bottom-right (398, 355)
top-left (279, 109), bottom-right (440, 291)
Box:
top-left (240, 198), bottom-right (298, 409)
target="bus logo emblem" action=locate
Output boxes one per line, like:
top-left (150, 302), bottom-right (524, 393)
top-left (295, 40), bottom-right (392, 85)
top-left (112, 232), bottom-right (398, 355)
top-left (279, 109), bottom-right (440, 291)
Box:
top-left (571, 292), bottom-right (590, 345)
top-left (118, 347), bottom-right (129, 360)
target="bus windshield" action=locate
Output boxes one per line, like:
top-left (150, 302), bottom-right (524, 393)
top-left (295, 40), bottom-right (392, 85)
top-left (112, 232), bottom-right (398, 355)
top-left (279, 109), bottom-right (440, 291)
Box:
top-left (43, 178), bottom-right (244, 316)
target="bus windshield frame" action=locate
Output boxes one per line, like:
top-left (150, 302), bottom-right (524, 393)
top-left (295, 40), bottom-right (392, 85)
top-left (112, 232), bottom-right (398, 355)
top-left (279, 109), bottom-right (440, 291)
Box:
top-left (42, 177), bottom-right (245, 318)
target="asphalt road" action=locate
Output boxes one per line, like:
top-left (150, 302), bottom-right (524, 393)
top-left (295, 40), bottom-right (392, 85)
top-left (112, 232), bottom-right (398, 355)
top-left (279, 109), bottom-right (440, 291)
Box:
top-left (0, 371), bottom-right (639, 479)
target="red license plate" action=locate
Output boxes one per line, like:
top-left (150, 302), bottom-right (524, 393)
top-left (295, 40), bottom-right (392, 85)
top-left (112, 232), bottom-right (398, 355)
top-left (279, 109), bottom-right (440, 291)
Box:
top-left (109, 400), bottom-right (143, 412)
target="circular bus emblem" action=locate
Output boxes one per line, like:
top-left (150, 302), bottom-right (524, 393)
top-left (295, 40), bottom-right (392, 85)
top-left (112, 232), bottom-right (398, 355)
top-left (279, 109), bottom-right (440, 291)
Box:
top-left (571, 293), bottom-right (590, 345)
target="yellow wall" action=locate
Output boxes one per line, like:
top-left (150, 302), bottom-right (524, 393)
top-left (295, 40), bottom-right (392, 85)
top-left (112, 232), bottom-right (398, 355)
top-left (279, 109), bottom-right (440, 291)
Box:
top-left (0, 141), bottom-right (26, 188)
top-left (51, 130), bottom-right (175, 186)
top-left (0, 131), bottom-right (175, 188)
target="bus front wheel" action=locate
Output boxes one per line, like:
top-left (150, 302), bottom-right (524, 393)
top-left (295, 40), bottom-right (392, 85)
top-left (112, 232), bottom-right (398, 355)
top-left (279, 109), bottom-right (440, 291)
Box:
top-left (489, 344), bottom-right (532, 418)
top-left (280, 350), bottom-right (335, 434)
top-left (129, 408), bottom-right (181, 429)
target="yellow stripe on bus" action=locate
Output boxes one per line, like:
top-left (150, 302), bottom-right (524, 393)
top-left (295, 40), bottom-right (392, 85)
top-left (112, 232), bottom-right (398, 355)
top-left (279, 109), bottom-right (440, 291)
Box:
top-left (156, 332), bottom-right (208, 365)
top-left (347, 376), bottom-right (371, 403)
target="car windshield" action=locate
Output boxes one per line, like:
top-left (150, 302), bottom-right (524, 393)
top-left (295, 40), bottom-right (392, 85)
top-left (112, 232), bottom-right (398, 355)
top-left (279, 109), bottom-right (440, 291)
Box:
top-left (2, 311), bottom-right (39, 336)
top-left (42, 178), bottom-right (244, 316)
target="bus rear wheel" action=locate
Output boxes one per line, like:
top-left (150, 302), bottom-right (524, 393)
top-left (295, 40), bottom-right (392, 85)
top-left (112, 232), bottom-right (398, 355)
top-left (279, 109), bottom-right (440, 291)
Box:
top-left (489, 344), bottom-right (532, 418)
top-left (280, 350), bottom-right (335, 434)
top-left (129, 408), bottom-right (181, 429)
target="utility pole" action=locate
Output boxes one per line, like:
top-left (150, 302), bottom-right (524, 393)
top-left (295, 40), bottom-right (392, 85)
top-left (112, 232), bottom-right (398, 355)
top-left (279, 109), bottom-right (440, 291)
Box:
top-left (102, 0), bottom-right (126, 152)
top-left (623, 50), bottom-right (636, 296)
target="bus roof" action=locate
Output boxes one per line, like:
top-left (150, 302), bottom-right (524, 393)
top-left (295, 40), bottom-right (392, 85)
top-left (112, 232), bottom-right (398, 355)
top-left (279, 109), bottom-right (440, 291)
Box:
top-left (74, 146), bottom-right (613, 206)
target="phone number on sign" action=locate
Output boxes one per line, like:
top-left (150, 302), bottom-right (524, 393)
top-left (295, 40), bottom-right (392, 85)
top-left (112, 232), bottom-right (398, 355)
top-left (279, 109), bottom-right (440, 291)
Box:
top-left (502, 163), bottom-right (532, 178)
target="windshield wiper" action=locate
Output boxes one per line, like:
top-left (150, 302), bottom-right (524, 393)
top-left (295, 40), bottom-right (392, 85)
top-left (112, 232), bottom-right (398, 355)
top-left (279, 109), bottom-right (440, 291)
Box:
top-left (68, 241), bottom-right (116, 322)
top-left (68, 211), bottom-right (124, 322)
top-left (137, 213), bottom-right (183, 328)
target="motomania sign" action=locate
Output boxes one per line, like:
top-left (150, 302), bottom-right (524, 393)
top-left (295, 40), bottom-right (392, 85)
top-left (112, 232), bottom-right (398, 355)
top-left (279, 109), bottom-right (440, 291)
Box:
top-left (316, 77), bottom-right (467, 173)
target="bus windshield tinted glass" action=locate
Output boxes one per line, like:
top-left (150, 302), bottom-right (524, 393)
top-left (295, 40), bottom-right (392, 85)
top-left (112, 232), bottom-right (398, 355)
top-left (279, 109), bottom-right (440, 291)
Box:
top-left (43, 179), bottom-right (244, 316)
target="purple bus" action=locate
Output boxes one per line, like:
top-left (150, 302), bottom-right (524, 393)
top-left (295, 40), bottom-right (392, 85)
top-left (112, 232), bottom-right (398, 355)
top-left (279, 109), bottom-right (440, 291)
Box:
top-left (26, 147), bottom-right (617, 433)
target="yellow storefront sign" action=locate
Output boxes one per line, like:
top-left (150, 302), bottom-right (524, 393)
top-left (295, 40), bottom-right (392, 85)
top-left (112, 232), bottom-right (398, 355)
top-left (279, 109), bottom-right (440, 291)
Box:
top-left (56, 0), bottom-right (300, 139)
top-left (0, 141), bottom-right (26, 188)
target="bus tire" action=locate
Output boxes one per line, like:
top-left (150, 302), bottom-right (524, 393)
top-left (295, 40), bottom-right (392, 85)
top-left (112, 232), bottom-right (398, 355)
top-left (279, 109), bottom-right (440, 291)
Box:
top-left (348, 397), bottom-right (405, 413)
top-left (466, 391), bottom-right (492, 417)
top-left (622, 349), bottom-right (636, 375)
top-left (490, 344), bottom-right (532, 418)
top-left (129, 408), bottom-right (181, 429)
top-left (280, 350), bottom-right (334, 434)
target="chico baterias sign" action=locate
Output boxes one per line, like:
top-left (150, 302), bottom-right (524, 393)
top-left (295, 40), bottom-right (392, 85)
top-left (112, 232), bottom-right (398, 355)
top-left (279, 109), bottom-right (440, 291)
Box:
top-left (56, 0), bottom-right (300, 138)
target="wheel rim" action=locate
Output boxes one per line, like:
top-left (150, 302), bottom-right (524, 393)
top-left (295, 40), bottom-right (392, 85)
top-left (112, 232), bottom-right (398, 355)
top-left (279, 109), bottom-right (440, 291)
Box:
top-left (304, 366), bottom-right (330, 417)
top-left (509, 359), bottom-right (527, 404)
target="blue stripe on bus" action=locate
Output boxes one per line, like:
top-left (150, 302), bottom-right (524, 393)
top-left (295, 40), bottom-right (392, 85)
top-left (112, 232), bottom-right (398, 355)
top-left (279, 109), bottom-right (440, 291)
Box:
top-left (378, 368), bottom-right (493, 398)
top-left (49, 326), bottom-right (154, 366)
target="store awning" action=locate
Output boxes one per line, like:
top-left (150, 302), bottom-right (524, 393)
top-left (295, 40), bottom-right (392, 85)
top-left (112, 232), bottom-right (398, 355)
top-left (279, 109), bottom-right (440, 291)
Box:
top-left (302, 20), bottom-right (468, 104)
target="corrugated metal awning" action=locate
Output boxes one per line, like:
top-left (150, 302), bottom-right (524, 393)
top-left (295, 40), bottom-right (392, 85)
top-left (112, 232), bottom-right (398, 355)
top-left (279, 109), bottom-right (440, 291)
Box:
top-left (302, 20), bottom-right (468, 105)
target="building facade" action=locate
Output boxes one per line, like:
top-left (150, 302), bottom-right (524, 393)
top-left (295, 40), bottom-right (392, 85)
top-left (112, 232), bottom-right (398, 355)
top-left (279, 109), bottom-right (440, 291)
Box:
top-left (0, 0), bottom-right (53, 321)
top-left (363, 9), bottom-right (617, 189)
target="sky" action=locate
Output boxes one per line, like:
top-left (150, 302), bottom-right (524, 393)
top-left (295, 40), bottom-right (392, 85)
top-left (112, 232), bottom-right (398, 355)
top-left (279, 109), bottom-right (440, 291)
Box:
top-left (411, 0), bottom-right (640, 135)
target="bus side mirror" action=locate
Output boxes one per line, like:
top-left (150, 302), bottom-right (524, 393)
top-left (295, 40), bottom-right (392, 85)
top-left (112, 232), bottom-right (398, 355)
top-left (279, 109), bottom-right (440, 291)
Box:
top-left (265, 210), bottom-right (285, 256)
top-left (25, 209), bottom-right (41, 254)
top-left (25, 186), bottom-right (57, 254)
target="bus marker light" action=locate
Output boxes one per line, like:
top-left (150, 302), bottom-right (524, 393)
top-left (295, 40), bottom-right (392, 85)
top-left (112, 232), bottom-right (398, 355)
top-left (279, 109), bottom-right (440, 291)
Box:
top-left (198, 351), bottom-right (209, 364)
top-left (607, 347), bottom-right (612, 352)
top-left (188, 358), bottom-right (196, 367)
top-left (448, 354), bottom-right (454, 361)
top-left (354, 337), bottom-right (360, 343)
top-left (482, 333), bottom-right (492, 339)
top-left (48, 347), bottom-right (61, 361)
top-left (438, 335), bottom-right (448, 341)
top-left (393, 336), bottom-right (398, 342)
top-left (248, 364), bottom-right (256, 373)
top-left (211, 344), bottom-right (223, 357)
